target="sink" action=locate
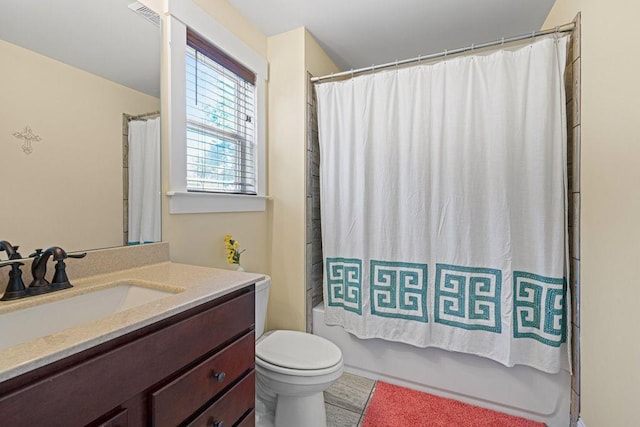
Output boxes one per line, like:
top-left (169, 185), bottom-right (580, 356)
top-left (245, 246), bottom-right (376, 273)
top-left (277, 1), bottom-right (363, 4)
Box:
top-left (0, 284), bottom-right (180, 351)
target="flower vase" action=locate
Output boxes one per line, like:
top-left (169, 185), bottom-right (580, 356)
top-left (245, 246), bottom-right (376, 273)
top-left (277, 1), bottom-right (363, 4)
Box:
top-left (236, 264), bottom-right (245, 272)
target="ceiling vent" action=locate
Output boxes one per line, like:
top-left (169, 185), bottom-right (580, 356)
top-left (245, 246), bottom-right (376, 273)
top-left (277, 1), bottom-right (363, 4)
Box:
top-left (128, 2), bottom-right (161, 27)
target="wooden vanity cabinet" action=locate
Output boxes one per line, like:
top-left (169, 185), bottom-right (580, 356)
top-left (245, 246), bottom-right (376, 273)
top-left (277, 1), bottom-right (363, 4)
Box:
top-left (0, 285), bottom-right (256, 427)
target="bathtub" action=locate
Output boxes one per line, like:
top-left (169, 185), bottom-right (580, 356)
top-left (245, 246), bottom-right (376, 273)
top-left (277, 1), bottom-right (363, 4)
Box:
top-left (313, 304), bottom-right (570, 427)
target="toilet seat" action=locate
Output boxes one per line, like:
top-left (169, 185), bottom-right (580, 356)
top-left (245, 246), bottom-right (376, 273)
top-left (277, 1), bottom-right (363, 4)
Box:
top-left (256, 330), bottom-right (343, 377)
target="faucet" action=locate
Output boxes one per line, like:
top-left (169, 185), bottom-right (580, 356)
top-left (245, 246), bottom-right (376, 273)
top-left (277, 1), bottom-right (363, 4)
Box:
top-left (29, 247), bottom-right (86, 294)
top-left (0, 261), bottom-right (27, 300)
top-left (0, 240), bottom-right (22, 261)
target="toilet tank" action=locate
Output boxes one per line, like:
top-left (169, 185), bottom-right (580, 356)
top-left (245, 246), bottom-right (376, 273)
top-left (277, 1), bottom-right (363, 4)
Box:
top-left (255, 276), bottom-right (270, 339)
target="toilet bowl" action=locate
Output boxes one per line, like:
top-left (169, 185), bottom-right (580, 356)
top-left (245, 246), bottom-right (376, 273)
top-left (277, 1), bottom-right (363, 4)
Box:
top-left (255, 277), bottom-right (343, 427)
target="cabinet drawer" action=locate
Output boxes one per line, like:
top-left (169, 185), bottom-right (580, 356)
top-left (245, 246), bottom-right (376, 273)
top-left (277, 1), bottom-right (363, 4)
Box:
top-left (236, 409), bottom-right (255, 427)
top-left (152, 331), bottom-right (255, 426)
top-left (186, 371), bottom-right (255, 427)
top-left (89, 408), bottom-right (129, 427)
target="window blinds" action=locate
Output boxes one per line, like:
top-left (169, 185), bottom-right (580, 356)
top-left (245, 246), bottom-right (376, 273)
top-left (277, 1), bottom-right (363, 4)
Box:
top-left (185, 30), bottom-right (257, 195)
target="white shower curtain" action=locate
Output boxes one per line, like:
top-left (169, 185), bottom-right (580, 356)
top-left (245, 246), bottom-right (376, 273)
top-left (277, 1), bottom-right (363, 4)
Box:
top-left (128, 117), bottom-right (161, 245)
top-left (316, 37), bottom-right (569, 373)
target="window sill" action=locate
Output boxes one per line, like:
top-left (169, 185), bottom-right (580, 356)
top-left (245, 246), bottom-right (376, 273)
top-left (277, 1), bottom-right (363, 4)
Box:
top-left (167, 191), bottom-right (266, 214)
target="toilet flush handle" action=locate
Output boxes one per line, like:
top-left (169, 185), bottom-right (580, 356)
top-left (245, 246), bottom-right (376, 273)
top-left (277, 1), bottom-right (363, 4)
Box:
top-left (211, 370), bottom-right (226, 383)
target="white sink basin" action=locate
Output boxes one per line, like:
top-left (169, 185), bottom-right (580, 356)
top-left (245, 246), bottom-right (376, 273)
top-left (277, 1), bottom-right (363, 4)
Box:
top-left (0, 284), bottom-right (180, 351)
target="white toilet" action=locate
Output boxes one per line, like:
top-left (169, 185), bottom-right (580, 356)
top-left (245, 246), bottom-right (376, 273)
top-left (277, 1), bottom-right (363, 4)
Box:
top-left (255, 277), bottom-right (343, 427)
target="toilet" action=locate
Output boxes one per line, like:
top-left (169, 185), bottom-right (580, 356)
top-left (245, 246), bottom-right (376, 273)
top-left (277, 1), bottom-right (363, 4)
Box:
top-left (255, 277), bottom-right (343, 427)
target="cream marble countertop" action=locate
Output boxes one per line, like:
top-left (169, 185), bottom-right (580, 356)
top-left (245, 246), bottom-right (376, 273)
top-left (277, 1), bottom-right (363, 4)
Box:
top-left (0, 261), bottom-right (263, 383)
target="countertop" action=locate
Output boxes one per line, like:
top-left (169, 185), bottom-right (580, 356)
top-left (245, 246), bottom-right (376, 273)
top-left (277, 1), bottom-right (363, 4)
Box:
top-left (0, 261), bottom-right (263, 382)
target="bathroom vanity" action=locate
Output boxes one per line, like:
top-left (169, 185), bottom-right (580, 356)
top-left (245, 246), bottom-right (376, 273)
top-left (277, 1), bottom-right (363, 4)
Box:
top-left (0, 243), bottom-right (260, 426)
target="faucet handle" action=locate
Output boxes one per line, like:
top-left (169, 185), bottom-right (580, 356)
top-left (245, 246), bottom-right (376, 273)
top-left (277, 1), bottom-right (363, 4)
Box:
top-left (0, 261), bottom-right (27, 301)
top-left (51, 251), bottom-right (86, 290)
top-left (29, 249), bottom-right (43, 258)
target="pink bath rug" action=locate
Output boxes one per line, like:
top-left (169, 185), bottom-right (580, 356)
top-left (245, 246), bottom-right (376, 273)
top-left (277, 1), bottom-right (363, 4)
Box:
top-left (361, 381), bottom-right (546, 427)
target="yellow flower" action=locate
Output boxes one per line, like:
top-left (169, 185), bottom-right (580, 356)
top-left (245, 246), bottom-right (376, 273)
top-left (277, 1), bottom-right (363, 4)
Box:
top-left (224, 234), bottom-right (232, 243)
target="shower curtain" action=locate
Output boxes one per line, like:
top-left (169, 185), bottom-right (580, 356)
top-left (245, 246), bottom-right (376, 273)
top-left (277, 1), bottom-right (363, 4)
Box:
top-left (316, 37), bottom-right (569, 373)
top-left (128, 117), bottom-right (161, 245)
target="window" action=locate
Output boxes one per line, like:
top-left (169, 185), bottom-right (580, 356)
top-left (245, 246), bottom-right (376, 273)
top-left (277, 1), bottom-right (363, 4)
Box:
top-left (185, 29), bottom-right (256, 195)
top-left (166, 8), bottom-right (267, 214)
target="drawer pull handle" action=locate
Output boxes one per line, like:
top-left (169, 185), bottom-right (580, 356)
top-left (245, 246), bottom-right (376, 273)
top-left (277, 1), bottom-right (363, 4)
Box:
top-left (211, 371), bottom-right (226, 382)
top-left (209, 420), bottom-right (223, 427)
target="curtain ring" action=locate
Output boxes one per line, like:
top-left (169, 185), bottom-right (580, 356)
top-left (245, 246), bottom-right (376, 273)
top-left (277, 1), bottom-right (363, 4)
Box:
top-left (350, 69), bottom-right (354, 78)
top-left (418, 54), bottom-right (421, 63)
top-left (444, 49), bottom-right (448, 57)
top-left (501, 37), bottom-right (505, 46)
top-left (471, 44), bottom-right (474, 51)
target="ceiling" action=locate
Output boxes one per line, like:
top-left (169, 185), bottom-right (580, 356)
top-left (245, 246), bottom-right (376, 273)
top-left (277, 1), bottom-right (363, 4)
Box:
top-left (227, 0), bottom-right (557, 71)
top-left (0, 0), bottom-right (161, 97)
top-left (0, 1), bottom-right (557, 96)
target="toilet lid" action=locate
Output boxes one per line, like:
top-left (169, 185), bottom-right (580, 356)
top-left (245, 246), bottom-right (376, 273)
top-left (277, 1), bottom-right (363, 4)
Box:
top-left (256, 330), bottom-right (342, 370)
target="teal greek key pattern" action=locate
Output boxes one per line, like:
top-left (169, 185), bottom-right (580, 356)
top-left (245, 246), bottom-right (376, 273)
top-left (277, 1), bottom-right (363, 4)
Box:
top-left (513, 271), bottom-right (566, 347)
top-left (435, 264), bottom-right (502, 333)
top-left (370, 260), bottom-right (428, 322)
top-left (326, 258), bottom-right (362, 314)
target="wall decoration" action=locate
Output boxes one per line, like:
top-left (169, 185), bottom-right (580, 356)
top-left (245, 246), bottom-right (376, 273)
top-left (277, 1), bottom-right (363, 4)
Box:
top-left (13, 125), bottom-right (42, 154)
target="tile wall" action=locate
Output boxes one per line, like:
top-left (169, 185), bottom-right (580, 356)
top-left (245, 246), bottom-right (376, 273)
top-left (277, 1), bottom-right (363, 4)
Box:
top-left (122, 114), bottom-right (130, 246)
top-left (566, 13), bottom-right (582, 427)
top-left (306, 73), bottom-right (324, 333)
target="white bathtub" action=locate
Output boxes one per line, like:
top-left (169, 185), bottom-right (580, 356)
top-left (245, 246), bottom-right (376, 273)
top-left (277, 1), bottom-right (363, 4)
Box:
top-left (313, 303), bottom-right (570, 427)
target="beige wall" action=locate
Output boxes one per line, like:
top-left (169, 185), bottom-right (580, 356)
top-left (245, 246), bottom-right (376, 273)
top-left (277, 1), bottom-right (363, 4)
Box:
top-left (0, 40), bottom-right (159, 254)
top-left (193, 0), bottom-right (267, 57)
top-left (162, 0), bottom-right (270, 274)
top-left (545, 2), bottom-right (640, 426)
top-left (266, 28), bottom-right (340, 331)
top-left (267, 28), bottom-right (307, 331)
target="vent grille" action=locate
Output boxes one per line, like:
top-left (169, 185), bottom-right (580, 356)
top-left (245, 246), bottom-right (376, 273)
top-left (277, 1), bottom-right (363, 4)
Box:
top-left (127, 2), bottom-right (160, 27)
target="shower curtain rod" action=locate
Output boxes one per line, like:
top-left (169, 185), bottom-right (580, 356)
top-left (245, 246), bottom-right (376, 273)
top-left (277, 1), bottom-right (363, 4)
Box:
top-left (127, 111), bottom-right (161, 121)
top-left (311, 21), bottom-right (575, 83)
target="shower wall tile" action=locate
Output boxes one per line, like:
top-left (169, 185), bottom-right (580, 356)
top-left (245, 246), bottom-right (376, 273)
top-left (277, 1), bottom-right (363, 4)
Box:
top-left (307, 196), bottom-right (313, 243)
top-left (306, 288), bottom-right (313, 333)
top-left (307, 243), bottom-right (313, 290)
top-left (572, 59), bottom-right (581, 127)
top-left (572, 16), bottom-right (581, 63)
top-left (564, 63), bottom-right (573, 102)
top-left (571, 259), bottom-right (580, 327)
top-left (306, 73), bottom-right (324, 332)
top-left (122, 117), bottom-right (129, 245)
top-left (566, 100), bottom-right (574, 129)
top-left (571, 322), bottom-right (581, 394)
top-left (571, 126), bottom-right (581, 192)
top-left (570, 389), bottom-right (580, 427)
top-left (572, 193), bottom-right (580, 260)
top-left (567, 14), bottom-right (581, 425)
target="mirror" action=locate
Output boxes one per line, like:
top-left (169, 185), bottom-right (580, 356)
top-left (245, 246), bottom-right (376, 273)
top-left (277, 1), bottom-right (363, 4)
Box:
top-left (0, 0), bottom-right (161, 256)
